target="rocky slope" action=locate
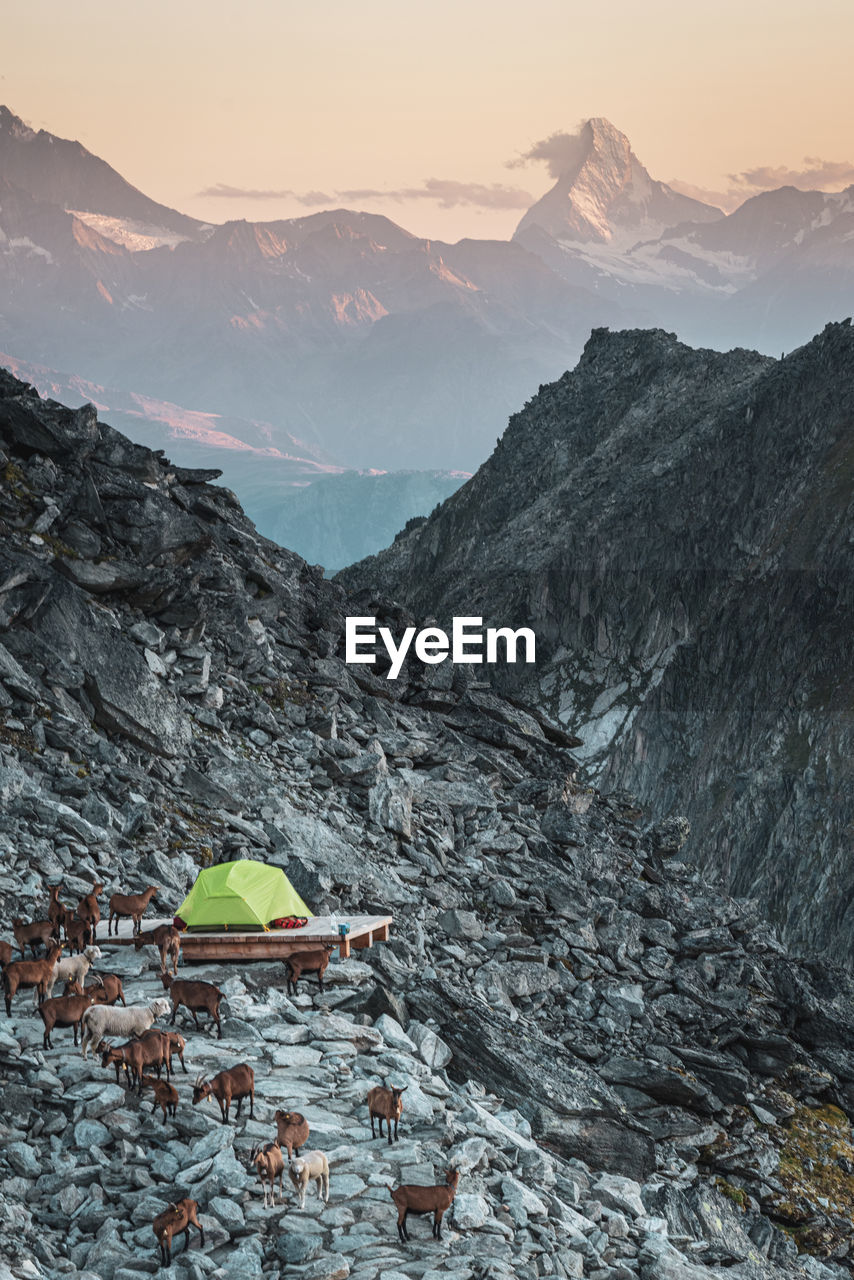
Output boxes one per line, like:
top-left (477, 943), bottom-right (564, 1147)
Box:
top-left (4, 371), bottom-right (854, 1279)
top-left (339, 321), bottom-right (854, 966)
top-left (0, 351), bottom-right (467, 574)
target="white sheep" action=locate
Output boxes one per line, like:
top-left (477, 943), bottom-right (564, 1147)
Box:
top-left (288, 1151), bottom-right (330, 1209)
top-left (80, 997), bottom-right (172, 1058)
top-left (43, 945), bottom-right (103, 1002)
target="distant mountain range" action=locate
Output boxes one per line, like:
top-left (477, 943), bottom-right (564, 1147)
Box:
top-left (2, 105), bottom-right (853, 566)
top-left (513, 117), bottom-right (854, 352)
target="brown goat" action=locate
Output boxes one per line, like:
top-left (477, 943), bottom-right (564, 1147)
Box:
top-left (0, 941), bottom-right (12, 969)
top-left (253, 1140), bottom-right (285, 1208)
top-left (12, 917), bottom-right (56, 958)
top-left (101, 1041), bottom-right (131, 1086)
top-left (389, 1168), bottom-right (461, 1242)
top-left (108, 885), bottom-right (159, 936)
top-left (76, 882), bottom-right (104, 941)
top-left (138, 1027), bottom-right (179, 1075)
top-left (163, 1029), bottom-right (188, 1073)
top-left (368, 1084), bottom-right (407, 1145)
top-left (102, 1031), bottom-right (172, 1093)
top-left (283, 944), bottom-right (335, 996)
top-left (3, 944), bottom-right (62, 1016)
top-left (134, 924), bottom-right (181, 974)
top-left (160, 972), bottom-right (223, 1037)
top-left (193, 1064), bottom-right (254, 1124)
top-left (65, 972), bottom-right (126, 1006)
top-left (47, 885), bottom-right (67, 935)
top-left (274, 1108), bottom-right (310, 1158)
top-left (152, 1198), bottom-right (204, 1265)
top-left (62, 912), bottom-right (92, 955)
top-left (143, 1075), bottom-right (179, 1124)
top-left (39, 988), bottom-right (95, 1048)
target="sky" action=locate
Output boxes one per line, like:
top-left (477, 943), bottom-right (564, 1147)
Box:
top-left (4, 0), bottom-right (854, 242)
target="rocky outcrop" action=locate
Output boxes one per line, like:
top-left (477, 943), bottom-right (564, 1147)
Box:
top-left (339, 321), bottom-right (854, 964)
top-left (3, 370), bottom-right (854, 1277)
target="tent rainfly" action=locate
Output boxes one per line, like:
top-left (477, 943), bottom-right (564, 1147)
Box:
top-left (176, 860), bottom-right (312, 931)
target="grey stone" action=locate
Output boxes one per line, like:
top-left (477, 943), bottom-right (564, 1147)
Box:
top-left (603, 984), bottom-right (645, 1020)
top-left (407, 1021), bottom-right (453, 1069)
top-left (6, 1141), bottom-right (40, 1177)
top-left (452, 1192), bottom-right (491, 1229)
top-left (294, 1255), bottom-right (350, 1280)
top-left (373, 1014), bottom-right (416, 1053)
top-left (73, 1119), bottom-right (111, 1148)
top-left (591, 1173), bottom-right (645, 1218)
top-left (439, 909), bottom-right (483, 941)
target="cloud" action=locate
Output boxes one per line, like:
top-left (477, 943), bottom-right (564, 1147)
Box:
top-left (668, 179), bottom-right (737, 212)
top-left (198, 178), bottom-right (533, 211)
top-left (729, 157), bottom-right (854, 192)
top-left (340, 178), bottom-right (533, 209)
top-left (197, 183), bottom-right (335, 205)
top-left (670, 156), bottom-right (854, 214)
top-left (506, 125), bottom-right (590, 178)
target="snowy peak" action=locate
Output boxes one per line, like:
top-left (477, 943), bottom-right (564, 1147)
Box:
top-left (515, 117), bottom-right (722, 248)
top-left (0, 103), bottom-right (203, 240)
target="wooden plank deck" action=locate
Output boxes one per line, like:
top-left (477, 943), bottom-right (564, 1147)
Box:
top-left (101, 914), bottom-right (392, 962)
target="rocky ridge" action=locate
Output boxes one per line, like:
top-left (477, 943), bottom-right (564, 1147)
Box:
top-left (3, 371), bottom-right (854, 1278)
top-left (339, 320), bottom-right (854, 966)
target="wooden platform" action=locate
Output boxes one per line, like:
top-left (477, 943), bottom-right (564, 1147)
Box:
top-left (101, 915), bottom-right (392, 962)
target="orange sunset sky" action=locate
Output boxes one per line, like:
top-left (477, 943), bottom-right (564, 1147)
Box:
top-left (5, 0), bottom-right (854, 241)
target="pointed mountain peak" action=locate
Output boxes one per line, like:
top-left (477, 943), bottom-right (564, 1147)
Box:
top-left (515, 118), bottom-right (722, 248)
top-left (0, 105), bottom-right (36, 140)
top-left (0, 105), bottom-right (202, 239)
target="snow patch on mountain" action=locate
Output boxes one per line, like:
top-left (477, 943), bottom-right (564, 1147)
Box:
top-left (67, 210), bottom-right (195, 251)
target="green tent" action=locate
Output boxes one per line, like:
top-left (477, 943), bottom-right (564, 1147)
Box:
top-left (176, 860), bottom-right (312, 931)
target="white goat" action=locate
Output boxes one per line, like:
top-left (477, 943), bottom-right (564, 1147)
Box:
top-left (43, 945), bottom-right (102, 1001)
top-left (80, 997), bottom-right (171, 1058)
top-left (288, 1151), bottom-right (330, 1209)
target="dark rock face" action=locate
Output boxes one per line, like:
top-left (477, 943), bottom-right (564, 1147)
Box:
top-left (4, 369), bottom-right (854, 1276)
top-left (339, 321), bottom-right (854, 964)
